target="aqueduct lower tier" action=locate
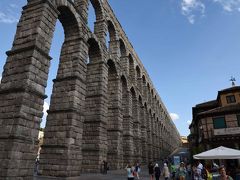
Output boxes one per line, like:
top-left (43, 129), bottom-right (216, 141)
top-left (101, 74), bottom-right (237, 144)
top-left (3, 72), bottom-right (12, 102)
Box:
top-left (0, 0), bottom-right (181, 179)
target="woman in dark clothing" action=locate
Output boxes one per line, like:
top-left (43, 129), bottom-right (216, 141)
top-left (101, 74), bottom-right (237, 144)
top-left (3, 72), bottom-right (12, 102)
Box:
top-left (148, 162), bottom-right (154, 180)
top-left (154, 163), bottom-right (161, 180)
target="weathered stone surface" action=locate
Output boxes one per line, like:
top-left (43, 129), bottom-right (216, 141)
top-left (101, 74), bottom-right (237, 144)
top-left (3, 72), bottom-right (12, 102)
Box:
top-left (0, 0), bottom-right (181, 179)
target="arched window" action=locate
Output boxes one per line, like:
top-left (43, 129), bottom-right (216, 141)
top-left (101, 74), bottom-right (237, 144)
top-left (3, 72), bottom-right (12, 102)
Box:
top-left (129, 55), bottom-right (135, 83)
top-left (136, 66), bottom-right (141, 92)
top-left (119, 39), bottom-right (126, 57)
top-left (87, 2), bottom-right (95, 32)
top-left (87, 38), bottom-right (101, 64)
top-left (121, 76), bottom-right (128, 115)
top-left (106, 20), bottom-right (117, 52)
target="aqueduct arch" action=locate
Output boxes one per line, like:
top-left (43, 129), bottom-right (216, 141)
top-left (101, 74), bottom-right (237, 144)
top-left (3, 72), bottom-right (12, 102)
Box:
top-left (0, 0), bottom-right (181, 179)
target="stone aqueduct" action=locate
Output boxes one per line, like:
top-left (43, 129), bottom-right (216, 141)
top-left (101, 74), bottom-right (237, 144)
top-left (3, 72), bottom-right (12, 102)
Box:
top-left (0, 0), bottom-right (181, 179)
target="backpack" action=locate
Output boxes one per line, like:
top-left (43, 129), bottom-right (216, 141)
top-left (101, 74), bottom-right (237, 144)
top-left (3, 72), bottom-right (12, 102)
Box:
top-left (201, 167), bottom-right (208, 179)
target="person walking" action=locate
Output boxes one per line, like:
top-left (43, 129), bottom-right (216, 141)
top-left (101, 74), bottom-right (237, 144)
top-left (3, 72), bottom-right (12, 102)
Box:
top-left (205, 164), bottom-right (213, 180)
top-left (154, 163), bottom-right (161, 180)
top-left (178, 162), bottom-right (187, 180)
top-left (170, 163), bottom-right (177, 180)
top-left (149, 162), bottom-right (154, 180)
top-left (103, 160), bottom-right (108, 174)
top-left (34, 158), bottom-right (40, 175)
top-left (163, 163), bottom-right (170, 180)
top-left (126, 164), bottom-right (135, 180)
top-left (135, 163), bottom-right (141, 179)
top-left (196, 161), bottom-right (203, 180)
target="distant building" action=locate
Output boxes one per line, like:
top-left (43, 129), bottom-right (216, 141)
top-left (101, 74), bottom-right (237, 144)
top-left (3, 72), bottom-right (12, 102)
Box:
top-left (188, 86), bottom-right (240, 153)
top-left (37, 130), bottom-right (44, 159)
top-left (181, 136), bottom-right (189, 148)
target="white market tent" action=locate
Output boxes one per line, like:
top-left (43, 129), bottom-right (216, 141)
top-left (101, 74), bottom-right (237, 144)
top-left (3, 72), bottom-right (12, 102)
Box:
top-left (193, 146), bottom-right (240, 159)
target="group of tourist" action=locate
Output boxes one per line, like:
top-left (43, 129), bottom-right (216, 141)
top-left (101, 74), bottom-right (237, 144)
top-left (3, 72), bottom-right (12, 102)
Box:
top-left (34, 156), bottom-right (235, 180)
top-left (191, 161), bottom-right (234, 180)
top-left (126, 161), bottom-right (171, 180)
top-left (126, 163), bottom-right (141, 180)
top-left (148, 161), bottom-right (171, 180)
top-left (125, 160), bottom-right (234, 180)
top-left (169, 160), bottom-right (234, 180)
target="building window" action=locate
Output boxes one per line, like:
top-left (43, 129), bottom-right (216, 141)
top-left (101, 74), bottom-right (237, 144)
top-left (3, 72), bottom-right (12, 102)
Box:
top-left (237, 115), bottom-right (240, 127)
top-left (213, 117), bottom-right (226, 129)
top-left (226, 95), bottom-right (236, 104)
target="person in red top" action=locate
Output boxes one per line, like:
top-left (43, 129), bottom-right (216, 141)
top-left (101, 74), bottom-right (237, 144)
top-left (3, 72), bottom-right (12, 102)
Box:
top-left (219, 166), bottom-right (233, 180)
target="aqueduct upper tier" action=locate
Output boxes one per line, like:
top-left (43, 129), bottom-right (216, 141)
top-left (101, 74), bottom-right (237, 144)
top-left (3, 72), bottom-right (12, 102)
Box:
top-left (0, 0), bottom-right (181, 179)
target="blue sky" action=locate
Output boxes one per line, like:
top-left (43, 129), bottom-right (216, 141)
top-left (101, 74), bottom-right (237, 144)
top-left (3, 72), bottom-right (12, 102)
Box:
top-left (1, 0), bottom-right (240, 136)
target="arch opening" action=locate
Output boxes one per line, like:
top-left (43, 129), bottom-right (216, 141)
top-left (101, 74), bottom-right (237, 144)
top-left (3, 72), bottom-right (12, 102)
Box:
top-left (136, 66), bottom-right (142, 92)
top-left (87, 2), bottom-right (96, 32)
top-left (106, 20), bottom-right (117, 52)
top-left (119, 39), bottom-right (126, 57)
top-left (39, 5), bottom-right (84, 177)
top-left (129, 55), bottom-right (135, 83)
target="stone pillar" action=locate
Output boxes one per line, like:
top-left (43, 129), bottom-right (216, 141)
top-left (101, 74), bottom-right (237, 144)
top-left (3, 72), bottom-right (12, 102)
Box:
top-left (109, 40), bottom-right (120, 58)
top-left (147, 112), bottom-right (153, 162)
top-left (137, 77), bottom-right (142, 94)
top-left (152, 98), bottom-right (155, 114)
top-left (146, 86), bottom-right (150, 103)
top-left (152, 116), bottom-right (157, 161)
top-left (163, 129), bottom-right (166, 157)
top-left (120, 56), bottom-right (129, 76)
top-left (74, 0), bottom-right (88, 23)
top-left (148, 94), bottom-right (152, 110)
top-left (94, 20), bottom-right (107, 44)
top-left (140, 105), bottom-right (148, 164)
top-left (122, 89), bottom-right (134, 165)
top-left (82, 60), bottom-right (108, 173)
top-left (131, 91), bottom-right (140, 163)
top-left (0, 1), bottom-right (60, 179)
top-left (159, 125), bottom-right (163, 159)
top-left (40, 40), bottom-right (87, 178)
top-left (107, 74), bottom-right (123, 169)
top-left (155, 121), bottom-right (159, 161)
top-left (142, 84), bottom-right (147, 102)
top-left (155, 121), bottom-right (158, 160)
top-left (158, 123), bottom-right (161, 160)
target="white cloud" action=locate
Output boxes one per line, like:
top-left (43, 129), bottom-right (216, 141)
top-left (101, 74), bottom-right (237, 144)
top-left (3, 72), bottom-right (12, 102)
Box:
top-left (0, 11), bottom-right (19, 24)
top-left (188, 15), bottom-right (195, 24)
top-left (187, 120), bottom-right (192, 125)
top-left (213, 0), bottom-right (240, 12)
top-left (0, 76), bottom-right (2, 83)
top-left (43, 101), bottom-right (49, 116)
top-left (181, 0), bottom-right (205, 24)
top-left (170, 113), bottom-right (180, 121)
top-left (0, 3), bottom-right (20, 24)
top-left (181, 0), bottom-right (240, 24)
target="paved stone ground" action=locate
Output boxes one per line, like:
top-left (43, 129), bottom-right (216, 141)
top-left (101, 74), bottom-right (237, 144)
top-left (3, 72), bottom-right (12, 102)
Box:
top-left (35, 166), bottom-right (165, 180)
